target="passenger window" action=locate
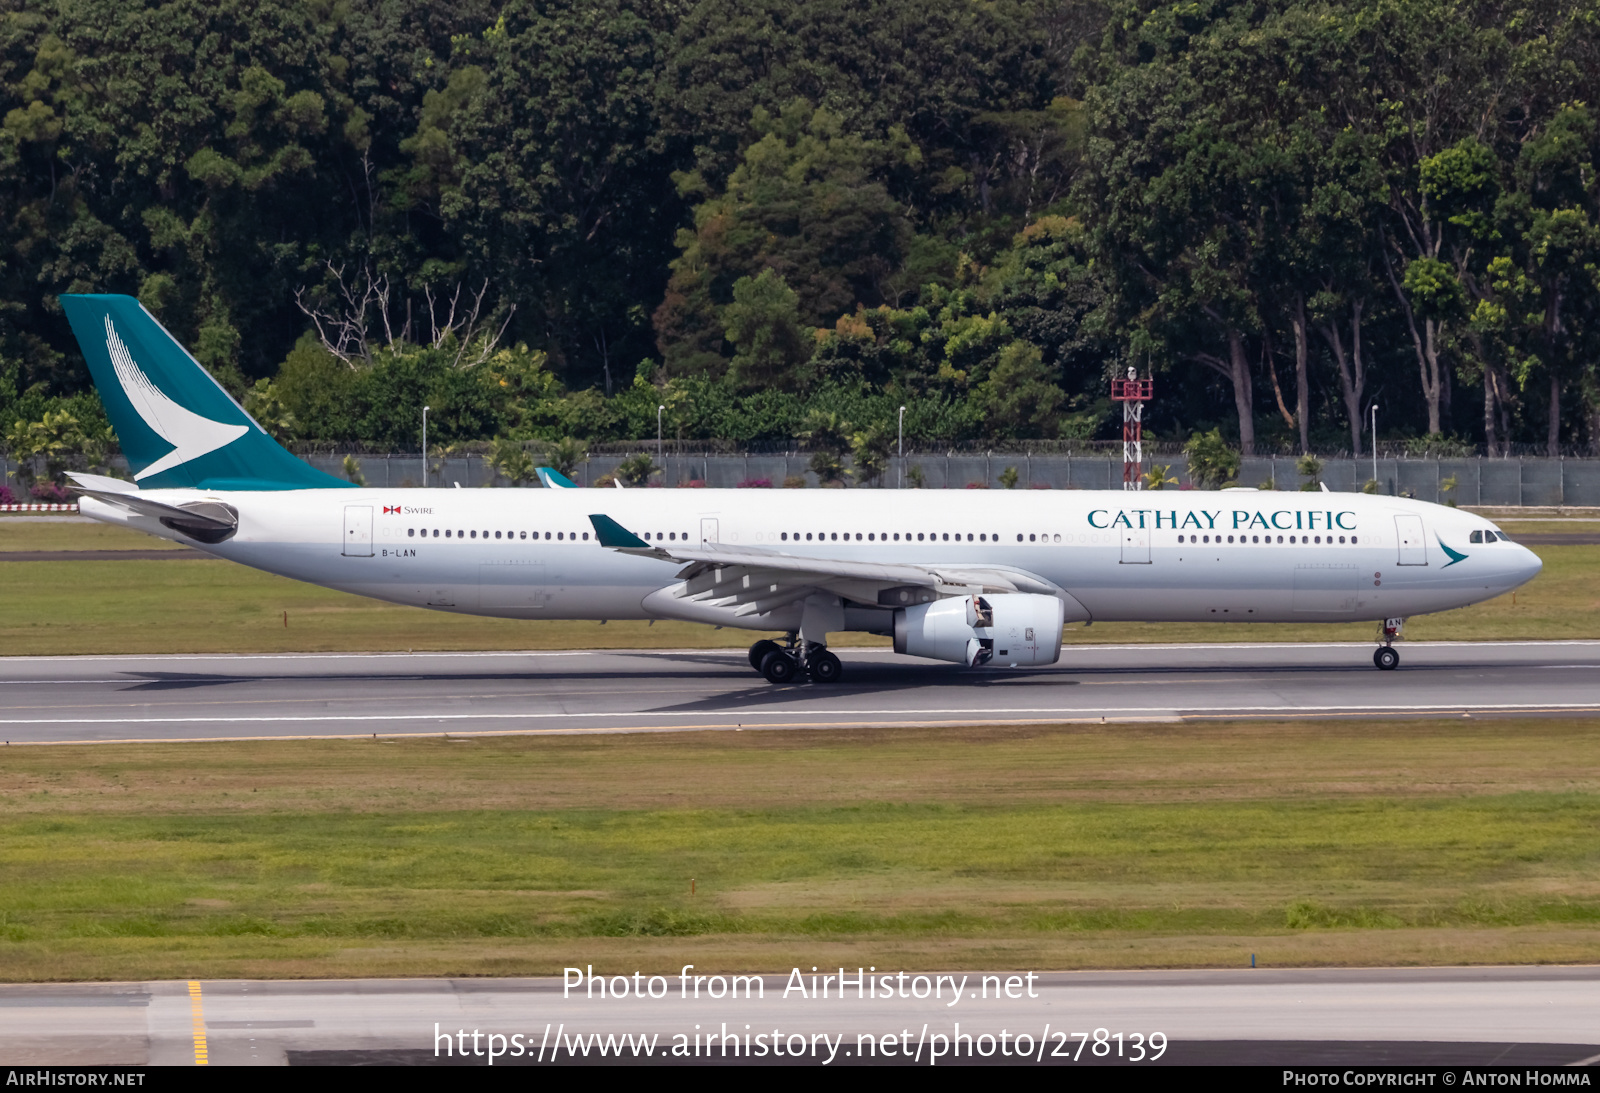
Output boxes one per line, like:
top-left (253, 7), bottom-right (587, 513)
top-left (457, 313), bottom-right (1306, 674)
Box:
top-left (1352, 536), bottom-right (1359, 544)
top-left (1016, 534), bottom-right (1023, 542)
top-left (520, 531), bottom-right (526, 539)
top-left (445, 530), bottom-right (452, 538)
top-left (806, 533), bottom-right (813, 540)
top-left (557, 532), bottom-right (564, 540)
top-left (1029, 534), bottom-right (1036, 542)
top-left (1053, 534), bottom-right (1061, 543)
top-left (856, 533), bottom-right (862, 541)
top-left (433, 529), bottom-right (439, 538)
top-left (831, 533), bottom-right (837, 541)
top-left (583, 532), bottom-right (589, 540)
top-left (917, 533), bottom-right (924, 541)
top-left (495, 531), bottom-right (501, 539)
top-left (408, 528), bottom-right (415, 538)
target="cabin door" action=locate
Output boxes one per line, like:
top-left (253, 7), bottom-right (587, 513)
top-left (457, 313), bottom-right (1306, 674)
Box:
top-left (342, 505), bottom-right (373, 557)
top-left (1394, 515), bottom-right (1428, 565)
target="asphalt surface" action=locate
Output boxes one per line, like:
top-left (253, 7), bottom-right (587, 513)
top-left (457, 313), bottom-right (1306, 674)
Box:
top-left (2, 642), bottom-right (1599, 743)
top-left (2, 968), bottom-right (1596, 1066)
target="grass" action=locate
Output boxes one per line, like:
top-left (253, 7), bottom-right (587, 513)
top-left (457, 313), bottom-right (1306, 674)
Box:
top-left (0, 519), bottom-right (1595, 655)
top-left (0, 718), bottom-right (1597, 979)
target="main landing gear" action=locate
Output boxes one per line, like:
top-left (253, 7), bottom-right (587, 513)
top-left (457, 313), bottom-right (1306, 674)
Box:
top-left (1373, 617), bottom-right (1404, 671)
top-left (749, 636), bottom-right (842, 684)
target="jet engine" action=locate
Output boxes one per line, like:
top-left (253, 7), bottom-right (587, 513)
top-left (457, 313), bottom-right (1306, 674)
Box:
top-left (893, 593), bottom-right (1065, 667)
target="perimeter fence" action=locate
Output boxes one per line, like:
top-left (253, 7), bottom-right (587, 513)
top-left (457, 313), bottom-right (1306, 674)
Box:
top-left (9, 451), bottom-right (1600, 507)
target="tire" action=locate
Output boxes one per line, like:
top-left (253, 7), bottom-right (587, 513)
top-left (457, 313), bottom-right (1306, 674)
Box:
top-left (1374, 646), bottom-right (1400, 671)
top-left (748, 639), bottom-right (781, 672)
top-left (808, 649), bottom-right (842, 683)
top-left (760, 649), bottom-right (798, 684)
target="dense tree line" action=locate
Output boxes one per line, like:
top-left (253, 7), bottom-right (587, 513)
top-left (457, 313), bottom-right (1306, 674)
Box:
top-left (2, 0), bottom-right (1599, 484)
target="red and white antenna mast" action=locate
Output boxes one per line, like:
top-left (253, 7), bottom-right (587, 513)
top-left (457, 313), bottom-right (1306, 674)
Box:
top-left (1110, 366), bottom-right (1153, 490)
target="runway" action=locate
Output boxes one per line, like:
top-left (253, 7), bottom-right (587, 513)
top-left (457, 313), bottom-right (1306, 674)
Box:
top-left (2, 641), bottom-right (1599, 743)
top-left (2, 968), bottom-right (1596, 1066)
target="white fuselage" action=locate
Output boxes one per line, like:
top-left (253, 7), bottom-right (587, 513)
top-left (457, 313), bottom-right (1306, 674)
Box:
top-left (79, 486), bottom-right (1541, 632)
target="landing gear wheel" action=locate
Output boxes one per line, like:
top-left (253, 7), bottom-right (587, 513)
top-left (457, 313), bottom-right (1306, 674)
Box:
top-left (1374, 647), bottom-right (1400, 671)
top-left (760, 649), bottom-right (798, 684)
top-left (748, 639), bottom-right (781, 672)
top-left (808, 649), bottom-right (842, 683)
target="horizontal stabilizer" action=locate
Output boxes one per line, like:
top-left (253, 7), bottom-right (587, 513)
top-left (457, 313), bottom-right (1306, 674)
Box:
top-left (68, 474), bottom-right (236, 532)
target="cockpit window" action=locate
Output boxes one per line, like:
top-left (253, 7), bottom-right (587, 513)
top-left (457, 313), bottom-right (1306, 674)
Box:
top-left (1470, 530), bottom-right (1483, 544)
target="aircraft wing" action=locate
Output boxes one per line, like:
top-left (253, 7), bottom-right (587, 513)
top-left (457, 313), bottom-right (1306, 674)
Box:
top-left (589, 513), bottom-right (1075, 618)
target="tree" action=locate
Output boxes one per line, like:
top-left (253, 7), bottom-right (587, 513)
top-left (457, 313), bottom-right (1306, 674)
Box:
top-left (489, 437), bottom-right (536, 485)
top-left (980, 342), bottom-right (1064, 438)
top-left (654, 101), bottom-right (917, 375)
top-left (540, 437), bottom-right (589, 479)
top-left (616, 452), bottom-right (659, 486)
top-left (722, 269), bottom-right (809, 392)
top-left (1184, 428), bottom-right (1240, 490)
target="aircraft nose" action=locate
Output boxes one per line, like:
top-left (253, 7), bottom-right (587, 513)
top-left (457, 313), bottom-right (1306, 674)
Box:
top-left (1511, 544), bottom-right (1543, 586)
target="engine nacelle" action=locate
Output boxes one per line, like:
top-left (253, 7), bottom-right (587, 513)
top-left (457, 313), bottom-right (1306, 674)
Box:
top-left (893, 593), bottom-right (1065, 667)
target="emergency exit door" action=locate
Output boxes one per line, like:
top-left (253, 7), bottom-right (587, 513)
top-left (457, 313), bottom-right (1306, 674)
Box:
top-left (1394, 514), bottom-right (1428, 565)
top-left (1120, 524), bottom-right (1150, 563)
top-left (343, 505), bottom-right (373, 556)
top-left (700, 517), bottom-right (719, 544)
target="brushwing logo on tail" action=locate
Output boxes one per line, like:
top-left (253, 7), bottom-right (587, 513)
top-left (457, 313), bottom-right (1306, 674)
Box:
top-left (105, 316), bottom-right (247, 481)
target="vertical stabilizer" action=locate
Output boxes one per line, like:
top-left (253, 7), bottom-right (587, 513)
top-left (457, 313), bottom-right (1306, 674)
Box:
top-left (59, 294), bottom-right (350, 491)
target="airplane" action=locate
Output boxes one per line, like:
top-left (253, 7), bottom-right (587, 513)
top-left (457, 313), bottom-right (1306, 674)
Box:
top-left (57, 294), bottom-right (1542, 682)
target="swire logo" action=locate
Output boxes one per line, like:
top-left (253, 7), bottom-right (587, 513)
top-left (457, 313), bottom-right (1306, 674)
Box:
top-left (383, 505), bottom-right (401, 515)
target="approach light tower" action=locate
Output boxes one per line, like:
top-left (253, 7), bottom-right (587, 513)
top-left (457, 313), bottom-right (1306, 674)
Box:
top-left (1111, 366), bottom-right (1153, 490)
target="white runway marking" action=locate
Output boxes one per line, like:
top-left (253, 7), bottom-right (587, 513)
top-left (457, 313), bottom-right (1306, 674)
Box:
top-left (1, 701), bottom-right (1596, 727)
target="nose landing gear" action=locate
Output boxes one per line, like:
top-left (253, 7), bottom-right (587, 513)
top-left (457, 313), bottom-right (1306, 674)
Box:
top-left (1373, 617), bottom-right (1404, 670)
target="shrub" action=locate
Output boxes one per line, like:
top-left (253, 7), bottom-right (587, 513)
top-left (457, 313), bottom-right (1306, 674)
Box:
top-left (782, 475), bottom-right (808, 488)
top-left (30, 481), bottom-right (71, 502)
top-left (0, 484), bottom-right (14, 505)
top-left (735, 478), bottom-right (772, 488)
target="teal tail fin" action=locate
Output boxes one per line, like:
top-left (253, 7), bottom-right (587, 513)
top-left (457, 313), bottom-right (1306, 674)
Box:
top-left (536, 467), bottom-right (577, 488)
top-left (59, 294), bottom-right (350, 491)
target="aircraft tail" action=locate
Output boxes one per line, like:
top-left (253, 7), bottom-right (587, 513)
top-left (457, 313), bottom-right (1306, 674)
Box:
top-left (59, 294), bottom-right (349, 491)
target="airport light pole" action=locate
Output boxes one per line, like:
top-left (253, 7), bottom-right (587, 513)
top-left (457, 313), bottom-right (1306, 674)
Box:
top-left (657, 405), bottom-right (665, 464)
top-left (1370, 403), bottom-right (1379, 488)
top-left (898, 405), bottom-right (905, 488)
top-left (421, 405), bottom-right (429, 488)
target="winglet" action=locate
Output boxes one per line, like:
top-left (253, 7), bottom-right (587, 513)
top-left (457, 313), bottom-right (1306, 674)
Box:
top-left (589, 513), bottom-right (650, 549)
top-left (537, 467), bottom-right (578, 489)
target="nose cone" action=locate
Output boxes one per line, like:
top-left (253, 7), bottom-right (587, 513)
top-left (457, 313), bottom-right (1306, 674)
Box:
top-left (1512, 544), bottom-right (1544, 587)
